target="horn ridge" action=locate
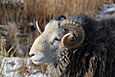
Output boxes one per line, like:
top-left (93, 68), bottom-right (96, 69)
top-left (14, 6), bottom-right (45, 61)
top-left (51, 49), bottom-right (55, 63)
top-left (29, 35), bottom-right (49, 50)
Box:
top-left (60, 20), bottom-right (78, 26)
top-left (60, 19), bottom-right (85, 48)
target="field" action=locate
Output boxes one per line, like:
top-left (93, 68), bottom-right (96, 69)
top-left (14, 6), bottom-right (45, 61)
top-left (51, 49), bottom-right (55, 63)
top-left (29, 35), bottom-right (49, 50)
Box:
top-left (0, 0), bottom-right (115, 76)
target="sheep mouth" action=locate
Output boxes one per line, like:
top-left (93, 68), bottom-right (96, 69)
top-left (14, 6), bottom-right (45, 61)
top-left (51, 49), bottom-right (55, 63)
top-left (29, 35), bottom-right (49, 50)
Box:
top-left (31, 57), bottom-right (45, 64)
top-left (31, 59), bottom-right (44, 64)
top-left (30, 53), bottom-right (45, 64)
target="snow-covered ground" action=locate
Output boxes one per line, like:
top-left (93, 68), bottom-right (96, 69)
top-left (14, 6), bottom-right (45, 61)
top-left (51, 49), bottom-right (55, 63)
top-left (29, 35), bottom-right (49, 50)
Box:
top-left (98, 4), bottom-right (115, 16)
top-left (0, 56), bottom-right (49, 77)
top-left (2, 0), bottom-right (24, 4)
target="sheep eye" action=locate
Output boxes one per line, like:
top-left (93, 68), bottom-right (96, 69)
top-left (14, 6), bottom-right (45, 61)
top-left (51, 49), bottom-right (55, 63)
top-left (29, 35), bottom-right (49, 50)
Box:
top-left (54, 37), bottom-right (61, 41)
top-left (51, 37), bottom-right (61, 45)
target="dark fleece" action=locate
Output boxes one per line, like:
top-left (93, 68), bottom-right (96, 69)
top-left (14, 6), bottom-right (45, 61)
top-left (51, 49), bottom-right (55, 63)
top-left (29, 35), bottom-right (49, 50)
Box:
top-left (62, 14), bottom-right (115, 77)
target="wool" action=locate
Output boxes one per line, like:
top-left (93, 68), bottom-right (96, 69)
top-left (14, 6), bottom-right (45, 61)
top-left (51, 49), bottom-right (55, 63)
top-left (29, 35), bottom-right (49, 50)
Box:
top-left (48, 14), bottom-right (115, 77)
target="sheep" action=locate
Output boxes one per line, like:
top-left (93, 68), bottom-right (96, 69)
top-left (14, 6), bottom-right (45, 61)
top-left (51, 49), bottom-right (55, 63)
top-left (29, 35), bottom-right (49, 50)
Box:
top-left (29, 14), bottom-right (115, 77)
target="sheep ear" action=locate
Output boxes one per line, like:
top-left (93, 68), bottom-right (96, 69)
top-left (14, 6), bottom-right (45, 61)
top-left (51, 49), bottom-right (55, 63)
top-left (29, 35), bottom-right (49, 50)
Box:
top-left (36, 21), bottom-right (42, 34)
top-left (52, 15), bottom-right (66, 21)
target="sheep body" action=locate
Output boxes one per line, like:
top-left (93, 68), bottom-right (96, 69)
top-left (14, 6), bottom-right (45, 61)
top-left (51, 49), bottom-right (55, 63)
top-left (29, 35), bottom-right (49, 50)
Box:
top-left (29, 14), bottom-right (115, 77)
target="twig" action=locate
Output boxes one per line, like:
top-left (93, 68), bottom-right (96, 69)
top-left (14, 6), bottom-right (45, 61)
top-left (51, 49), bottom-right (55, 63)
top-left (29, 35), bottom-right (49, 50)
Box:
top-left (7, 44), bottom-right (15, 54)
top-left (0, 59), bottom-right (6, 76)
top-left (36, 21), bottom-right (42, 34)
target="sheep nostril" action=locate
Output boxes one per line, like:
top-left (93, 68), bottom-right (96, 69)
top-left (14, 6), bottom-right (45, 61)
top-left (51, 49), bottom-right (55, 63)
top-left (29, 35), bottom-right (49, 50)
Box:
top-left (30, 53), bottom-right (35, 57)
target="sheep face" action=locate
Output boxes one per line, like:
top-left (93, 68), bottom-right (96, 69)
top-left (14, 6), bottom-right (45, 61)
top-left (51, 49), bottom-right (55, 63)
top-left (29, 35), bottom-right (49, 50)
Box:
top-left (29, 19), bottom-right (85, 65)
top-left (29, 20), bottom-right (66, 65)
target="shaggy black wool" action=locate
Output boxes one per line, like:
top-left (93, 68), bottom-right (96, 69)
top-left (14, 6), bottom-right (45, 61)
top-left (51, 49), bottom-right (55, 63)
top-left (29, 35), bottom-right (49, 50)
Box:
top-left (62, 14), bottom-right (115, 77)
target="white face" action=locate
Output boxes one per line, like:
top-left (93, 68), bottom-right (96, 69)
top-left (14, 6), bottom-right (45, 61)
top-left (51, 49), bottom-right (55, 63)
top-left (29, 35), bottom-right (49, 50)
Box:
top-left (29, 20), bottom-right (67, 65)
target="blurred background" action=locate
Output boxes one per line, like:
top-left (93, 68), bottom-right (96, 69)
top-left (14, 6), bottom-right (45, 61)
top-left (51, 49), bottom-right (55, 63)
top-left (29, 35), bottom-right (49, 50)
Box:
top-left (0, 0), bottom-right (115, 76)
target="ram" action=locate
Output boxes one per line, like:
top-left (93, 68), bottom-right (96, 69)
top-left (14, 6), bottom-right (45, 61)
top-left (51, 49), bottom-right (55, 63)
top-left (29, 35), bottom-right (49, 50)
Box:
top-left (29, 14), bottom-right (115, 77)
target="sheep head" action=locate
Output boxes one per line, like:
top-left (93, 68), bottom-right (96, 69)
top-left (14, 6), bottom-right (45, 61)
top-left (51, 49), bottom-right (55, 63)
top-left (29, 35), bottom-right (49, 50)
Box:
top-left (29, 16), bottom-right (85, 65)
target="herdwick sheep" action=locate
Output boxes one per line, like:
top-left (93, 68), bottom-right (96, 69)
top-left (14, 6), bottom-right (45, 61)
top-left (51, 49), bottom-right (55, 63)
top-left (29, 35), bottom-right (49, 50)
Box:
top-left (29, 14), bottom-right (115, 77)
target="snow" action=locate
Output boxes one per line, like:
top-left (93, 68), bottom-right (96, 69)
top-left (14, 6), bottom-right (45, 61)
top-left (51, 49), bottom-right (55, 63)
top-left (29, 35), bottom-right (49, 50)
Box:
top-left (2, 0), bottom-right (24, 4)
top-left (98, 4), bottom-right (115, 16)
top-left (0, 25), bottom-right (6, 28)
top-left (0, 56), bottom-right (50, 77)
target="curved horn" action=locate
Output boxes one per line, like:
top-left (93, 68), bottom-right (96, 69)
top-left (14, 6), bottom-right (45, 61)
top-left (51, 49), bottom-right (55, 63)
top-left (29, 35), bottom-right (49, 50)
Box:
top-left (60, 20), bottom-right (84, 48)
